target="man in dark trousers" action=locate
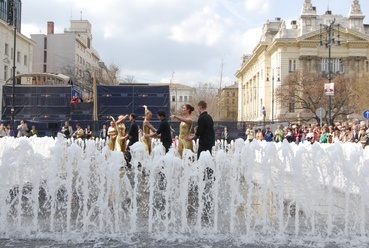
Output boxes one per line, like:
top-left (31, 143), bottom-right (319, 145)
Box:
top-left (145, 110), bottom-right (172, 153)
top-left (124, 113), bottom-right (138, 166)
top-left (187, 100), bottom-right (215, 160)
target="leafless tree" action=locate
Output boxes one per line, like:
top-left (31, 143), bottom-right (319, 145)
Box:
top-left (275, 69), bottom-right (358, 124)
top-left (189, 82), bottom-right (219, 119)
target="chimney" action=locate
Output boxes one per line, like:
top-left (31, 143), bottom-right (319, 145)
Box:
top-left (47, 21), bottom-right (54, 34)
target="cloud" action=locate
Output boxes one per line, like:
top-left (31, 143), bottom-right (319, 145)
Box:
top-left (244, 0), bottom-right (270, 12)
top-left (239, 27), bottom-right (263, 54)
top-left (169, 7), bottom-right (226, 46)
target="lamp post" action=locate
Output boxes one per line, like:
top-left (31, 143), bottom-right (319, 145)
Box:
top-left (9, 0), bottom-right (17, 131)
top-left (320, 19), bottom-right (340, 125)
top-left (266, 67), bottom-right (280, 124)
top-left (262, 106), bottom-right (266, 129)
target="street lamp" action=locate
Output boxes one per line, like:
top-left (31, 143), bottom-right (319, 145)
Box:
top-left (7, 0), bottom-right (17, 131)
top-left (262, 106), bottom-right (266, 129)
top-left (266, 67), bottom-right (280, 123)
top-left (320, 19), bottom-right (341, 125)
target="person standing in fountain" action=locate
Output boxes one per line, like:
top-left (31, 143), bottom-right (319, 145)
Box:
top-left (187, 100), bottom-right (215, 160)
top-left (107, 120), bottom-right (117, 151)
top-left (145, 110), bottom-right (172, 153)
top-left (141, 105), bottom-right (157, 155)
top-left (124, 113), bottom-right (139, 165)
top-left (111, 115), bottom-right (129, 153)
top-left (170, 103), bottom-right (194, 158)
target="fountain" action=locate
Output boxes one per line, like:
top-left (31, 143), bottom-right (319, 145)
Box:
top-left (0, 134), bottom-right (368, 247)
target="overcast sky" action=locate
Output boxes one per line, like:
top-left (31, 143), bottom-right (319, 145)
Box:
top-left (21, 0), bottom-right (369, 87)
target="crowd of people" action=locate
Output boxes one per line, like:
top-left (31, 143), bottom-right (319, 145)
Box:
top-left (243, 120), bottom-right (369, 149)
top-left (5, 101), bottom-right (366, 163)
top-left (0, 120), bottom-right (38, 138)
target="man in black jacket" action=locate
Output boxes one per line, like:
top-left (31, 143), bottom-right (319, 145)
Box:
top-left (145, 110), bottom-right (172, 153)
top-left (124, 113), bottom-right (138, 165)
top-left (187, 100), bottom-right (215, 160)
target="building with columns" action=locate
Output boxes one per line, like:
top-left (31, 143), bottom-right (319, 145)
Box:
top-left (236, 0), bottom-right (369, 123)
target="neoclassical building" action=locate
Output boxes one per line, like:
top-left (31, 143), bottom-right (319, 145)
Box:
top-left (235, 0), bottom-right (369, 123)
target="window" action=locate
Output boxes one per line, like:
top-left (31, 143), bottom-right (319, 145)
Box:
top-left (289, 59), bottom-right (296, 72)
top-left (3, 65), bottom-right (8, 80)
top-left (5, 43), bottom-right (9, 56)
top-left (172, 96), bottom-right (175, 102)
top-left (226, 92), bottom-right (230, 97)
top-left (44, 37), bottom-right (47, 49)
top-left (319, 58), bottom-right (344, 73)
top-left (44, 51), bottom-right (47, 63)
top-left (17, 51), bottom-right (20, 62)
top-left (288, 102), bottom-right (295, 113)
top-left (232, 99), bottom-right (235, 104)
top-left (24, 55), bottom-right (27, 65)
top-left (184, 96), bottom-right (188, 101)
top-left (179, 96), bottom-right (183, 102)
top-left (11, 48), bottom-right (14, 59)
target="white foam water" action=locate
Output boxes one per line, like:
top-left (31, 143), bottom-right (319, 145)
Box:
top-left (0, 134), bottom-right (368, 247)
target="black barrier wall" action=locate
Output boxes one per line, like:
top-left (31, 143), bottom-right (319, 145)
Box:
top-left (2, 84), bottom-right (170, 137)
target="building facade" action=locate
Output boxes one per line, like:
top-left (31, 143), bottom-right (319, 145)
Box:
top-left (236, 0), bottom-right (369, 123)
top-left (0, 0), bottom-right (35, 120)
top-left (0, 0), bottom-right (21, 32)
top-left (169, 83), bottom-right (196, 114)
top-left (31, 20), bottom-right (101, 99)
top-left (219, 83), bottom-right (238, 121)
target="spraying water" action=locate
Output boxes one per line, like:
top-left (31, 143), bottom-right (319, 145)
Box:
top-left (0, 134), bottom-right (368, 247)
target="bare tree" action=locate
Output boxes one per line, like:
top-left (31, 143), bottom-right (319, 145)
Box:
top-left (275, 70), bottom-right (358, 124)
top-left (352, 73), bottom-right (369, 114)
top-left (122, 75), bottom-right (136, 84)
top-left (190, 82), bottom-right (219, 119)
top-left (61, 65), bottom-right (94, 94)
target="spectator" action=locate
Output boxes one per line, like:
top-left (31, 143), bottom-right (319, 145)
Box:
top-left (255, 128), bottom-right (263, 141)
top-left (99, 124), bottom-right (108, 140)
top-left (85, 124), bottom-right (93, 139)
top-left (61, 121), bottom-right (73, 138)
top-left (0, 123), bottom-right (7, 137)
top-left (245, 123), bottom-right (255, 142)
top-left (274, 125), bottom-right (284, 142)
top-left (264, 126), bottom-right (274, 142)
top-left (17, 120), bottom-right (29, 137)
top-left (6, 124), bottom-right (15, 137)
top-left (73, 123), bottom-right (85, 139)
top-left (30, 125), bottom-right (38, 136)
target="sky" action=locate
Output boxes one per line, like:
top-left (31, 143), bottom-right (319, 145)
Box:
top-left (20, 0), bottom-right (369, 87)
